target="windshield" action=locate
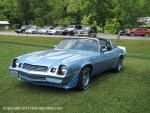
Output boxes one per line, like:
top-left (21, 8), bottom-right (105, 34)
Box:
top-left (56, 38), bottom-right (98, 52)
top-left (54, 27), bottom-right (61, 30)
top-left (21, 25), bottom-right (27, 29)
top-left (82, 27), bottom-right (90, 30)
top-left (28, 27), bottom-right (36, 30)
top-left (68, 25), bottom-right (74, 28)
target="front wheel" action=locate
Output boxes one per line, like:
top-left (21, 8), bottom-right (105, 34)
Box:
top-left (77, 67), bottom-right (91, 90)
top-left (69, 31), bottom-right (74, 36)
top-left (130, 33), bottom-right (134, 36)
top-left (113, 57), bottom-right (123, 72)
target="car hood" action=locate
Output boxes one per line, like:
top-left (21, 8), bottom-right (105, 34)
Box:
top-left (66, 28), bottom-right (74, 31)
top-left (26, 29), bottom-right (34, 32)
top-left (78, 29), bottom-right (88, 32)
top-left (40, 29), bottom-right (47, 32)
top-left (18, 50), bottom-right (93, 66)
top-left (49, 29), bottom-right (57, 32)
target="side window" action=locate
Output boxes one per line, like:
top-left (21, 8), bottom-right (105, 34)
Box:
top-left (99, 39), bottom-right (112, 51)
top-left (106, 41), bottom-right (112, 51)
top-left (99, 39), bottom-right (107, 50)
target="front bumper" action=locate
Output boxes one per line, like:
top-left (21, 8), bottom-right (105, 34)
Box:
top-left (9, 69), bottom-right (79, 89)
top-left (39, 31), bottom-right (47, 34)
top-left (48, 32), bottom-right (55, 35)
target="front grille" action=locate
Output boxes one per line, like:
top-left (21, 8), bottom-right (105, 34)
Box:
top-left (22, 63), bottom-right (48, 72)
top-left (19, 72), bottom-right (46, 81)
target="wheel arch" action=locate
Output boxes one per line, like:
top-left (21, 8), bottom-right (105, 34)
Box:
top-left (77, 63), bottom-right (93, 90)
top-left (81, 64), bottom-right (93, 74)
top-left (119, 54), bottom-right (124, 59)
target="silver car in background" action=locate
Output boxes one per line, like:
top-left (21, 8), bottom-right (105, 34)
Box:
top-left (48, 27), bottom-right (65, 35)
top-left (38, 26), bottom-right (54, 35)
top-left (25, 27), bottom-right (41, 34)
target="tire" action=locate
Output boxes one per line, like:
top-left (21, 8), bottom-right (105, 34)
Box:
top-left (69, 31), bottom-right (74, 36)
top-left (77, 67), bottom-right (91, 90)
top-left (90, 33), bottom-right (97, 38)
top-left (122, 32), bottom-right (126, 36)
top-left (22, 31), bottom-right (25, 34)
top-left (113, 57), bottom-right (123, 72)
top-left (130, 33), bottom-right (134, 36)
top-left (55, 31), bottom-right (59, 35)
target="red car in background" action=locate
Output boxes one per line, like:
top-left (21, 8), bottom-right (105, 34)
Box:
top-left (128, 28), bottom-right (150, 36)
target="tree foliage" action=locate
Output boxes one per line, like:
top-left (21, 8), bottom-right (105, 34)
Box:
top-left (0, 0), bottom-right (149, 32)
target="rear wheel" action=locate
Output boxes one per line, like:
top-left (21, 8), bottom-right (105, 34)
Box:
top-left (77, 67), bottom-right (91, 90)
top-left (55, 31), bottom-right (59, 35)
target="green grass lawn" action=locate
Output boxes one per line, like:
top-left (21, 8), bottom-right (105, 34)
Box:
top-left (0, 35), bottom-right (150, 113)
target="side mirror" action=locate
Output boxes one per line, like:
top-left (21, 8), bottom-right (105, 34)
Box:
top-left (101, 48), bottom-right (107, 53)
top-left (100, 46), bottom-right (107, 53)
top-left (107, 46), bottom-right (112, 51)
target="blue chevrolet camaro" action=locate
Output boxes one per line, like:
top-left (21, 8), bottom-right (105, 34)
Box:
top-left (9, 37), bottom-right (126, 90)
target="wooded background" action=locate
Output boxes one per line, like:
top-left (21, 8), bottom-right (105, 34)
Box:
top-left (0, 0), bottom-right (150, 33)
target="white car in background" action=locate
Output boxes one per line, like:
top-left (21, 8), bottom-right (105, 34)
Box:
top-left (38, 27), bottom-right (54, 35)
top-left (48, 27), bottom-right (65, 35)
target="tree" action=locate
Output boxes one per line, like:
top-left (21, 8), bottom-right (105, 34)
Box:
top-left (0, 0), bottom-right (150, 31)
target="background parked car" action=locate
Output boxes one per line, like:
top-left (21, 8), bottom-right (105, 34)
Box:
top-left (65, 25), bottom-right (82, 36)
top-left (38, 26), bottom-right (54, 35)
top-left (119, 29), bottom-right (130, 36)
top-left (128, 28), bottom-right (150, 36)
top-left (47, 27), bottom-right (65, 35)
top-left (25, 27), bottom-right (41, 34)
top-left (15, 25), bottom-right (33, 33)
top-left (78, 26), bottom-right (97, 37)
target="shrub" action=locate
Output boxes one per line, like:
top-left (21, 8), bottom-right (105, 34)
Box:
top-left (104, 19), bottom-right (121, 34)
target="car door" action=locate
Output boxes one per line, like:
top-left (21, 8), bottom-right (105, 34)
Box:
top-left (93, 39), bottom-right (117, 74)
top-left (133, 29), bottom-right (139, 35)
top-left (135, 29), bottom-right (144, 35)
top-left (148, 29), bottom-right (150, 34)
top-left (139, 29), bottom-right (145, 35)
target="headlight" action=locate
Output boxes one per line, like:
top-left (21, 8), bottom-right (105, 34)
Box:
top-left (57, 65), bottom-right (67, 75)
top-left (12, 59), bottom-right (19, 68)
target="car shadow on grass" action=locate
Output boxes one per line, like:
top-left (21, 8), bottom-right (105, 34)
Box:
top-left (87, 67), bottom-right (126, 88)
top-left (17, 81), bottom-right (78, 94)
top-left (15, 67), bottom-right (126, 94)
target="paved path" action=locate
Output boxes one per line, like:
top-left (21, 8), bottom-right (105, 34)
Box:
top-left (0, 31), bottom-right (64, 38)
top-left (97, 33), bottom-right (150, 40)
top-left (0, 31), bottom-right (150, 40)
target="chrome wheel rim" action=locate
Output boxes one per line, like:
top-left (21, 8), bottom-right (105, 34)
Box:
top-left (118, 59), bottom-right (122, 71)
top-left (82, 68), bottom-right (90, 88)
